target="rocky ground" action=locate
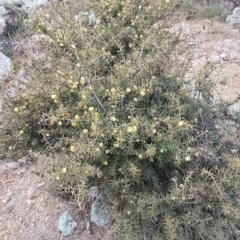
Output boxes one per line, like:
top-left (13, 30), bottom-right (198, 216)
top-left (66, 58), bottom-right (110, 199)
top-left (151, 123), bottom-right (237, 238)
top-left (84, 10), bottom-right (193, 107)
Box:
top-left (0, 158), bottom-right (110, 240)
top-left (0, 1), bottom-right (240, 240)
top-left (169, 15), bottom-right (240, 112)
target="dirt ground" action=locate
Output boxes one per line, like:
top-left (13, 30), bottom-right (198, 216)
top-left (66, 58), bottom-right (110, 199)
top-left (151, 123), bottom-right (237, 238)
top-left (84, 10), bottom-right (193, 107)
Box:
top-left (0, 12), bottom-right (240, 240)
top-left (0, 158), bottom-right (110, 240)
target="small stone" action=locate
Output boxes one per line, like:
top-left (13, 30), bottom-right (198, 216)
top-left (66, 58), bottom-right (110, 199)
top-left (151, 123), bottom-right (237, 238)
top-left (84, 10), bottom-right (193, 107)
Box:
top-left (2, 196), bottom-right (11, 204)
top-left (5, 162), bottom-right (19, 170)
top-left (219, 53), bottom-right (226, 58)
top-left (86, 221), bottom-right (90, 232)
top-left (58, 211), bottom-right (77, 237)
top-left (89, 186), bottom-right (99, 199)
top-left (26, 199), bottom-right (35, 205)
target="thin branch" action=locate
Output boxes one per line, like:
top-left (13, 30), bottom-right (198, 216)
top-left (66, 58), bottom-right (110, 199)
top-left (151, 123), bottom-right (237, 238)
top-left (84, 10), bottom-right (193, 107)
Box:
top-left (87, 77), bottom-right (108, 116)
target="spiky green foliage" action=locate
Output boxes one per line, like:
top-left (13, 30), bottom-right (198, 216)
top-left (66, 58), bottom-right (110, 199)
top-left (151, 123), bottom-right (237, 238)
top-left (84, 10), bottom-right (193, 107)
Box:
top-left (0, 0), bottom-right (239, 239)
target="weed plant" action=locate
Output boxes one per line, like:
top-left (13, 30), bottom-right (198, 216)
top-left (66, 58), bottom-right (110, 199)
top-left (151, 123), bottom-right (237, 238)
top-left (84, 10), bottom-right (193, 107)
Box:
top-left (181, 0), bottom-right (233, 19)
top-left (0, 0), bottom-right (239, 239)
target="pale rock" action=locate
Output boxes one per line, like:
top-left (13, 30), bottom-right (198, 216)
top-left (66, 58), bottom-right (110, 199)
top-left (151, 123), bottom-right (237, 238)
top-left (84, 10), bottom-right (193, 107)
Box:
top-left (0, 52), bottom-right (12, 81)
top-left (5, 162), bottom-right (19, 170)
top-left (0, 0), bottom-right (21, 5)
top-left (89, 186), bottom-right (99, 199)
top-left (2, 196), bottom-right (11, 204)
top-left (219, 53), bottom-right (226, 59)
top-left (26, 199), bottom-right (36, 205)
top-left (226, 7), bottom-right (240, 26)
top-left (0, 6), bottom-right (7, 16)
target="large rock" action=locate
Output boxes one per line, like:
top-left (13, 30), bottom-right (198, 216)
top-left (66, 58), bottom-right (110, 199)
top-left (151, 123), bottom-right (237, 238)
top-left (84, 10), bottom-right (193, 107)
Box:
top-left (90, 193), bottom-right (110, 227)
top-left (0, 6), bottom-right (7, 16)
top-left (0, 0), bottom-right (21, 5)
top-left (226, 7), bottom-right (240, 26)
top-left (0, 51), bottom-right (12, 81)
top-left (0, 0), bottom-right (65, 14)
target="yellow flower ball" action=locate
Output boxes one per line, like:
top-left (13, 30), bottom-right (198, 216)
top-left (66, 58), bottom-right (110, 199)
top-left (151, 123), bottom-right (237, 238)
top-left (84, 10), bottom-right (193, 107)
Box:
top-left (62, 167), bottom-right (67, 173)
top-left (185, 156), bottom-right (191, 161)
top-left (19, 130), bottom-right (24, 135)
top-left (83, 129), bottom-right (88, 134)
top-left (127, 126), bottom-right (133, 133)
top-left (95, 148), bottom-right (100, 152)
top-left (111, 88), bottom-right (116, 93)
top-left (13, 107), bottom-right (18, 112)
top-left (140, 89), bottom-right (145, 96)
top-left (103, 160), bottom-right (108, 165)
top-left (80, 77), bottom-right (85, 84)
top-left (178, 121), bottom-right (184, 126)
top-left (51, 94), bottom-right (57, 99)
top-left (71, 121), bottom-right (77, 127)
top-left (70, 146), bottom-right (75, 152)
top-left (114, 141), bottom-right (119, 147)
top-left (132, 126), bottom-right (137, 132)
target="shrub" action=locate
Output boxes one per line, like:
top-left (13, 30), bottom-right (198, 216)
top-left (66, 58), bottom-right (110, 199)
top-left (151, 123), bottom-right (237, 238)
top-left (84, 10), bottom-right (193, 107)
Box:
top-left (181, 0), bottom-right (233, 19)
top-left (0, 0), bottom-right (239, 239)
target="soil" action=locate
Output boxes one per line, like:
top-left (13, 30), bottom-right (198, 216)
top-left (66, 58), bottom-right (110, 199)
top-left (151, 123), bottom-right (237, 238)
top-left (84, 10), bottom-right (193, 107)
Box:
top-left (170, 16), bottom-right (240, 111)
top-left (0, 158), bottom-right (110, 240)
top-left (1, 12), bottom-right (240, 240)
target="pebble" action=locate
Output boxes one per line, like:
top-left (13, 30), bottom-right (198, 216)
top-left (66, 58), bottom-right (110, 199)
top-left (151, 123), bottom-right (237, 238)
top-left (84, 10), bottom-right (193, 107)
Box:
top-left (26, 199), bottom-right (36, 205)
top-left (2, 196), bottom-right (11, 204)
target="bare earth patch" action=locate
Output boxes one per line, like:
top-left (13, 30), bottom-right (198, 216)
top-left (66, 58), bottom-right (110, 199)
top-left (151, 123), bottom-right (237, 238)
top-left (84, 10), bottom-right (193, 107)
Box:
top-left (0, 159), bottom-right (109, 240)
top-left (168, 16), bottom-right (240, 111)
